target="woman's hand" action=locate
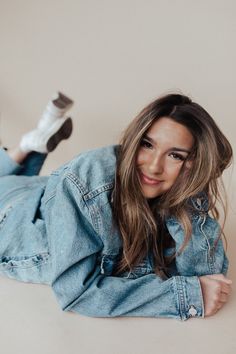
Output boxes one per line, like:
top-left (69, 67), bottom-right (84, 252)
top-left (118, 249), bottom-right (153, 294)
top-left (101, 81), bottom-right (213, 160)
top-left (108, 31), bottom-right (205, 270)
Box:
top-left (199, 274), bottom-right (232, 317)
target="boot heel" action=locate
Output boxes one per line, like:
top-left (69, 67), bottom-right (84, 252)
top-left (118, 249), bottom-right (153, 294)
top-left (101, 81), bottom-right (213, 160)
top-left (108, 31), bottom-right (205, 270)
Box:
top-left (46, 117), bottom-right (73, 152)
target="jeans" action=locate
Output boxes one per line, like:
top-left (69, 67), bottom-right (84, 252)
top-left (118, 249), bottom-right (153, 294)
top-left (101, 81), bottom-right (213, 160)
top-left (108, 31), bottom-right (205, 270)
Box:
top-left (0, 147), bottom-right (47, 177)
top-left (0, 147), bottom-right (51, 284)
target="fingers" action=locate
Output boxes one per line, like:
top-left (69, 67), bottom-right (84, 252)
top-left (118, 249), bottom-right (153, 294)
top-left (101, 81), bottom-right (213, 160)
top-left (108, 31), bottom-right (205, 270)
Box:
top-left (199, 274), bottom-right (233, 317)
top-left (221, 278), bottom-right (233, 285)
top-left (217, 283), bottom-right (232, 310)
top-left (212, 279), bottom-right (232, 315)
top-left (221, 282), bottom-right (232, 295)
top-left (219, 293), bottom-right (229, 303)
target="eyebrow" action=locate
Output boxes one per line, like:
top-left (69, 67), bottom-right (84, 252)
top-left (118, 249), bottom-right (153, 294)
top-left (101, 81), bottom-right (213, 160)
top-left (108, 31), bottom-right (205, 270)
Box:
top-left (143, 134), bottom-right (191, 154)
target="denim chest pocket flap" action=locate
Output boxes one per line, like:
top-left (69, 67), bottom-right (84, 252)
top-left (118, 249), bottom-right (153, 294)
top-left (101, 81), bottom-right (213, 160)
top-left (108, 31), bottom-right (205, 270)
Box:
top-left (99, 252), bottom-right (154, 279)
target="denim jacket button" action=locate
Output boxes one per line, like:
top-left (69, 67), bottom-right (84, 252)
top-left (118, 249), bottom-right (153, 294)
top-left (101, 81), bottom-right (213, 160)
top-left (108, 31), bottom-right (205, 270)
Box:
top-left (188, 305), bottom-right (197, 317)
top-left (196, 198), bottom-right (202, 207)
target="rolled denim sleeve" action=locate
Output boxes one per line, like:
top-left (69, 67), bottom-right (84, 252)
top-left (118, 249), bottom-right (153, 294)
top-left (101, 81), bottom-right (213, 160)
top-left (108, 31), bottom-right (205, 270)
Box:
top-left (45, 175), bottom-right (204, 320)
top-left (173, 276), bottom-right (204, 320)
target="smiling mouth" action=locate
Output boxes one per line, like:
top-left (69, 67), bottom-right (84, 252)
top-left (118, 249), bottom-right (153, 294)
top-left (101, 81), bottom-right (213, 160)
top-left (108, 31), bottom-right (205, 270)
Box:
top-left (139, 172), bottom-right (162, 185)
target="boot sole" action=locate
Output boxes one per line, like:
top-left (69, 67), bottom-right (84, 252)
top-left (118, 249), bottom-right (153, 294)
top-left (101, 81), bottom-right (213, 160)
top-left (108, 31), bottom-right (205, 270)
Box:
top-left (46, 117), bottom-right (73, 152)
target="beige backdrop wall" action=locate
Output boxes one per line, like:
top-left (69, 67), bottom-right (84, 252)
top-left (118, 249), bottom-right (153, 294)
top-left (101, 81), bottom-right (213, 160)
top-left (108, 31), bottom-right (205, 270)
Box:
top-left (0, 1), bottom-right (235, 354)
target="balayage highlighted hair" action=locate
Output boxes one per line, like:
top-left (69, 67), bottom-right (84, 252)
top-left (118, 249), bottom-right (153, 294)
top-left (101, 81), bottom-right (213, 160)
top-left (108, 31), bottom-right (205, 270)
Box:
top-left (111, 93), bottom-right (233, 280)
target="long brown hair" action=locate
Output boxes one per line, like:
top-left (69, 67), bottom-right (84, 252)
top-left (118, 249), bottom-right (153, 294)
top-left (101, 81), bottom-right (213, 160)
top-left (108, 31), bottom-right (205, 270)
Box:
top-left (111, 93), bottom-right (233, 279)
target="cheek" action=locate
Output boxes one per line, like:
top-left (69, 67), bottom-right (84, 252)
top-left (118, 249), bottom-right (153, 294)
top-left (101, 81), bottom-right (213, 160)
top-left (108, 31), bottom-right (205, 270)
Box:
top-left (136, 151), bottom-right (146, 165)
top-left (166, 164), bottom-right (183, 181)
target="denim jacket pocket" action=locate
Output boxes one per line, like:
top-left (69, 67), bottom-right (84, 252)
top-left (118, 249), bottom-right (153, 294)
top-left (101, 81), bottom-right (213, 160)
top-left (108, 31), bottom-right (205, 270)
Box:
top-left (0, 252), bottom-right (51, 284)
top-left (100, 254), bottom-right (119, 275)
top-left (99, 253), bottom-right (154, 279)
top-left (121, 258), bottom-right (154, 279)
top-left (0, 253), bottom-right (49, 270)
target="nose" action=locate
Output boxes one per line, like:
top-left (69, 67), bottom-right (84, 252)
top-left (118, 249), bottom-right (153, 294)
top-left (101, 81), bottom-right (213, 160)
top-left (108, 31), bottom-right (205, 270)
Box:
top-left (147, 152), bottom-right (164, 175)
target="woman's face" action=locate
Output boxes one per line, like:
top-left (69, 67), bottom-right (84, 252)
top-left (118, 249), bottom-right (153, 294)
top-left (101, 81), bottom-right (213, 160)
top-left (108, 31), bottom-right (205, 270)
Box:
top-left (136, 117), bottom-right (194, 199)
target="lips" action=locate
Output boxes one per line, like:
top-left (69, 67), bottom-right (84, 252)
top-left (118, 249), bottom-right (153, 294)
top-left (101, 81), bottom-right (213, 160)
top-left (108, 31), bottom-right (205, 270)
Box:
top-left (139, 172), bottom-right (162, 185)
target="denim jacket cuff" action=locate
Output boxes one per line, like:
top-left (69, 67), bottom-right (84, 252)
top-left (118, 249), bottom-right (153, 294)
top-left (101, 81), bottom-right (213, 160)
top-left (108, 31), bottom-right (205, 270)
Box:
top-left (173, 276), bottom-right (204, 321)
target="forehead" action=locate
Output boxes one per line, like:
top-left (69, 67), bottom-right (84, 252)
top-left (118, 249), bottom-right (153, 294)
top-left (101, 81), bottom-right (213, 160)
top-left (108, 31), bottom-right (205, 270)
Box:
top-left (146, 117), bottom-right (194, 149)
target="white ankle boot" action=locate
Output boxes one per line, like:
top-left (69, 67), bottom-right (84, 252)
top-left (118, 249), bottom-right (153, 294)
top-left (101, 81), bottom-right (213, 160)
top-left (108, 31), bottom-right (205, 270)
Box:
top-left (20, 117), bottom-right (73, 153)
top-left (37, 92), bottom-right (74, 130)
top-left (20, 92), bottom-right (74, 153)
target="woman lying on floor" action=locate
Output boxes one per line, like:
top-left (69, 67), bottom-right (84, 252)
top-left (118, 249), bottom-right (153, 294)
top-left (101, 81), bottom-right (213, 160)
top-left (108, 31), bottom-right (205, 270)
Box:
top-left (0, 91), bottom-right (232, 321)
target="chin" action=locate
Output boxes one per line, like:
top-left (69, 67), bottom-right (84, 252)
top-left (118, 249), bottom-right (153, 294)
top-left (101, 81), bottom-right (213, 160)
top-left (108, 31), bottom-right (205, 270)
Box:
top-left (143, 191), bottom-right (162, 199)
top-left (142, 187), bottom-right (169, 199)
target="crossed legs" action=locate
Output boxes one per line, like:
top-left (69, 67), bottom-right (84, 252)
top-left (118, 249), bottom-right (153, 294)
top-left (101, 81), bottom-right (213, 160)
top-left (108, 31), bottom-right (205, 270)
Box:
top-left (7, 146), bottom-right (29, 165)
top-left (1, 91), bottom-right (74, 173)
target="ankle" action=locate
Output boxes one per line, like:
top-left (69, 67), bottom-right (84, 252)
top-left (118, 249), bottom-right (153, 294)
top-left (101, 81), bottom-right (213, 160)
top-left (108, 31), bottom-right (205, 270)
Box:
top-left (7, 146), bottom-right (30, 164)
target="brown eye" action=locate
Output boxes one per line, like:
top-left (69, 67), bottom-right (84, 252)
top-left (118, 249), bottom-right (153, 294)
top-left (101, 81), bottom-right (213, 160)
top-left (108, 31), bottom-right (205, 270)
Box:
top-left (169, 152), bottom-right (185, 161)
top-left (140, 139), bottom-right (152, 149)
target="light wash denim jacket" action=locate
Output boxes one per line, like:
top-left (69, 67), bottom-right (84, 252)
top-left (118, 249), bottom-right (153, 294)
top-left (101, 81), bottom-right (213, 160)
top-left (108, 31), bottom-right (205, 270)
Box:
top-left (0, 145), bottom-right (229, 321)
